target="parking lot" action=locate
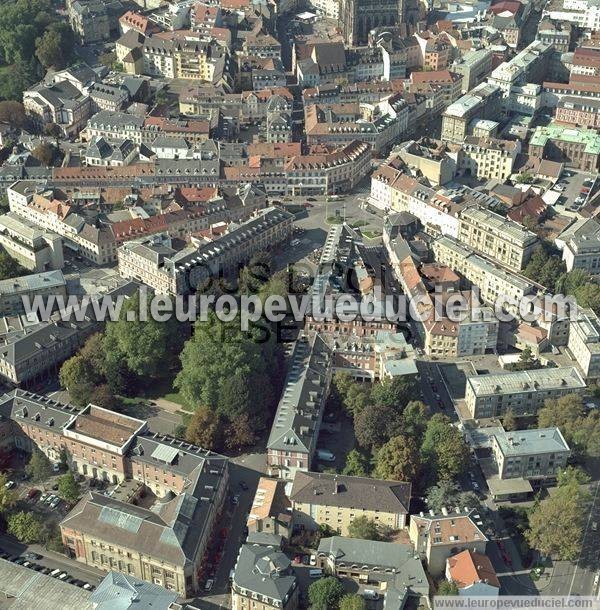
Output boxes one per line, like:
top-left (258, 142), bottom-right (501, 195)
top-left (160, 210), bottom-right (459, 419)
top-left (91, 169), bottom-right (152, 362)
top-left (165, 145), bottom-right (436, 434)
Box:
top-left (549, 171), bottom-right (598, 212)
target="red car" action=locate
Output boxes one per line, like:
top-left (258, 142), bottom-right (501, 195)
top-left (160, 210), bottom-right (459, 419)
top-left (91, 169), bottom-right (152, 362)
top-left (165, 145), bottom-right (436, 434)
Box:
top-left (27, 488), bottom-right (40, 500)
top-left (497, 540), bottom-right (505, 551)
top-left (220, 528), bottom-right (229, 539)
top-left (502, 552), bottom-right (512, 566)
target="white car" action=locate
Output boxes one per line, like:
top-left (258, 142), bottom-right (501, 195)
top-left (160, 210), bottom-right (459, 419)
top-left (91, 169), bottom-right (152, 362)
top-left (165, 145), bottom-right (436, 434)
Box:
top-left (57, 572), bottom-right (68, 580)
top-left (4, 480), bottom-right (15, 489)
top-left (204, 579), bottom-right (214, 592)
top-left (309, 555), bottom-right (317, 566)
top-left (472, 481), bottom-right (480, 490)
top-left (82, 583), bottom-right (93, 590)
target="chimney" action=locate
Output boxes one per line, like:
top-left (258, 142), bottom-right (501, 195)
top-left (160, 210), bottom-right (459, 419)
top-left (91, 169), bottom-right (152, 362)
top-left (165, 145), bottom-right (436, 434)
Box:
top-left (441, 507), bottom-right (448, 516)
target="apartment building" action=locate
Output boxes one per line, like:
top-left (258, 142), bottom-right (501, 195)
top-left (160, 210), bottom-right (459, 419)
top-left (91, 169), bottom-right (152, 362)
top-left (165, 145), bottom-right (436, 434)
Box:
top-left (537, 19), bottom-right (572, 53)
top-left (558, 217), bottom-right (600, 273)
top-left (567, 308), bottom-right (600, 383)
top-left (84, 111), bottom-right (212, 147)
top-left (289, 471), bottom-right (411, 535)
top-left (491, 427), bottom-right (570, 482)
top-left (529, 124), bottom-right (600, 172)
top-left (247, 478), bottom-right (292, 538)
top-left (457, 137), bottom-right (520, 181)
top-left (266, 334), bottom-right (332, 481)
top-left (543, 0), bottom-right (600, 31)
top-left (465, 366), bottom-right (586, 418)
top-left (232, 543), bottom-right (298, 610)
top-left (441, 83), bottom-right (502, 143)
top-left (452, 48), bottom-right (494, 93)
top-left (118, 207), bottom-right (293, 295)
top-left (458, 207), bottom-right (538, 271)
top-left (316, 537), bottom-right (429, 598)
top-left (433, 236), bottom-right (536, 318)
top-left (555, 97), bottom-right (600, 129)
top-left (409, 70), bottom-right (463, 108)
top-left (140, 36), bottom-right (227, 83)
top-left (409, 509), bottom-right (488, 577)
top-left (0, 213), bottom-right (64, 272)
top-left (0, 270), bottom-right (66, 317)
top-left (487, 41), bottom-right (552, 115)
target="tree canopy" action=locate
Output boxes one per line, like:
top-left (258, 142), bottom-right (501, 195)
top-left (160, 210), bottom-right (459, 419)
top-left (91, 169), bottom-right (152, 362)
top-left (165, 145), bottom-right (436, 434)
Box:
top-left (7, 511), bottom-right (46, 543)
top-left (308, 577), bottom-right (344, 610)
top-left (348, 516), bottom-right (380, 540)
top-left (0, 472), bottom-right (16, 513)
top-left (175, 312), bottom-right (280, 428)
top-left (370, 375), bottom-right (420, 411)
top-left (374, 434), bottom-right (421, 482)
top-left (526, 466), bottom-right (590, 560)
top-left (339, 594), bottom-right (366, 610)
top-left (342, 449), bottom-right (371, 477)
top-left (354, 404), bottom-right (402, 450)
top-left (538, 394), bottom-right (600, 458)
top-left (25, 449), bottom-right (52, 483)
top-left (425, 480), bottom-right (480, 513)
top-left (0, 0), bottom-right (75, 100)
top-left (421, 414), bottom-right (470, 483)
top-left (58, 471), bottom-right (80, 502)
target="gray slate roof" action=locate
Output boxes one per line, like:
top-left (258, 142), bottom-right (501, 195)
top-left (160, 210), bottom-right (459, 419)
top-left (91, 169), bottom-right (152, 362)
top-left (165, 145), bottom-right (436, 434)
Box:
top-left (266, 333), bottom-right (331, 454)
top-left (233, 544), bottom-right (297, 603)
top-left (290, 471), bottom-right (411, 514)
top-left (90, 571), bottom-right (178, 610)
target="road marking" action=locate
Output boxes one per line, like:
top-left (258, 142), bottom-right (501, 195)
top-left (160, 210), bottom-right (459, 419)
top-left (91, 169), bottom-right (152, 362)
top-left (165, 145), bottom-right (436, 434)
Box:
top-left (569, 481), bottom-right (600, 596)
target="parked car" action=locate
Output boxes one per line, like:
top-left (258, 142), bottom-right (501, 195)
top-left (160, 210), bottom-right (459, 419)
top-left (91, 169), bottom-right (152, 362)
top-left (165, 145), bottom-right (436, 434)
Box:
top-left (52, 463), bottom-right (60, 473)
top-left (82, 582), bottom-right (94, 590)
top-left (24, 552), bottom-right (42, 561)
top-left (316, 449), bottom-right (335, 462)
top-left (239, 481), bottom-right (248, 491)
top-left (232, 495), bottom-right (240, 505)
top-left (57, 572), bottom-right (69, 580)
top-left (27, 489), bottom-right (40, 501)
top-left (4, 480), bottom-right (15, 489)
top-left (39, 567), bottom-right (52, 575)
top-left (592, 521), bottom-right (598, 532)
top-left (309, 555), bottom-right (317, 566)
top-left (204, 579), bottom-right (214, 592)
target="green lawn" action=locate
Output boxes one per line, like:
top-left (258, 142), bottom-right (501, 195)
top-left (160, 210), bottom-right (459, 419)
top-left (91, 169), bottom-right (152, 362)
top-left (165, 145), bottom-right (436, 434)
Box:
top-left (362, 230), bottom-right (382, 239)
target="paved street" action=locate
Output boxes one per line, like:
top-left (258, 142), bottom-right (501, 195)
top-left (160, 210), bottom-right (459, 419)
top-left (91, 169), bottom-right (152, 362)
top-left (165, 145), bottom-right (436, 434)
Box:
top-left (0, 533), bottom-right (106, 587)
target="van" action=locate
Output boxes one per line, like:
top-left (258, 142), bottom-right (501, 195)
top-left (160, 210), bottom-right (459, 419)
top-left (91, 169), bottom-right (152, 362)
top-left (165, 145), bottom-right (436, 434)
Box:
top-left (309, 569), bottom-right (323, 579)
top-left (363, 590), bottom-right (379, 601)
top-left (316, 449), bottom-right (335, 462)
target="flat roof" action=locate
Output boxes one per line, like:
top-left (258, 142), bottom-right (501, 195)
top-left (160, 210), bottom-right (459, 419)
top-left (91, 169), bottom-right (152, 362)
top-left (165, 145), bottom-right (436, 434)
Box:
top-left (467, 366), bottom-right (586, 397)
top-left (67, 405), bottom-right (145, 447)
top-left (495, 427), bottom-right (570, 455)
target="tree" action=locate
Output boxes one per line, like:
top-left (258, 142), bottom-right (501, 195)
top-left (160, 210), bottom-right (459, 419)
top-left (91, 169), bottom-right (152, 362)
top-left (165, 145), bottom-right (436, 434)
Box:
top-left (25, 449), bottom-right (52, 483)
top-left (105, 292), bottom-right (185, 379)
top-left (224, 413), bottom-right (257, 451)
top-left (43, 122), bottom-right (62, 144)
top-left (31, 141), bottom-right (54, 166)
top-left (348, 516), bottom-right (380, 540)
top-left (421, 414), bottom-right (470, 483)
top-left (58, 471), bottom-right (80, 502)
top-left (537, 394), bottom-right (599, 457)
top-left (7, 511), bottom-right (46, 543)
top-left (339, 595), bottom-right (366, 610)
top-left (238, 251), bottom-right (272, 294)
top-left (186, 406), bottom-right (223, 450)
top-left (308, 577), bottom-right (344, 610)
top-left (354, 404), bottom-right (402, 450)
top-left (437, 580), bottom-right (459, 595)
top-left (558, 466), bottom-right (590, 487)
top-left (0, 249), bottom-right (27, 280)
top-left (401, 401), bottom-right (430, 441)
top-left (0, 100), bottom-right (26, 128)
top-left (502, 408), bottom-right (517, 431)
top-left (426, 480), bottom-right (481, 513)
top-left (374, 435), bottom-right (420, 482)
top-left (175, 312), bottom-right (279, 425)
top-left (59, 353), bottom-right (100, 406)
top-left (371, 375), bottom-right (419, 411)
top-left (88, 384), bottom-right (118, 411)
top-left (506, 347), bottom-right (542, 372)
top-left (0, 472), bottom-right (17, 513)
top-left (523, 244), bottom-right (565, 291)
top-left (526, 470), bottom-right (590, 560)
top-left (342, 449), bottom-right (371, 477)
